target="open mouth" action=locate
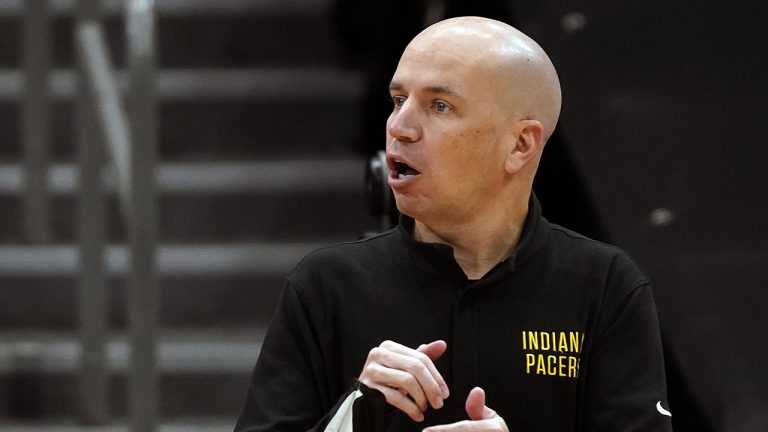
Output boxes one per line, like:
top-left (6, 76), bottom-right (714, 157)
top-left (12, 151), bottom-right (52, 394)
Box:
top-left (391, 160), bottom-right (421, 179)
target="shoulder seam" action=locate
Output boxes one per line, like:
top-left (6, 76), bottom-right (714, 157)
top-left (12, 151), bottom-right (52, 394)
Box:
top-left (595, 281), bottom-right (653, 345)
top-left (611, 281), bottom-right (653, 325)
top-left (288, 229), bottom-right (398, 275)
top-left (548, 225), bottom-right (650, 278)
top-left (549, 225), bottom-right (622, 252)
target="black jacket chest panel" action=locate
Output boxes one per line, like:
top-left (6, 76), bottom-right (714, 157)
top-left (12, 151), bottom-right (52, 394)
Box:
top-left (248, 196), bottom-right (667, 432)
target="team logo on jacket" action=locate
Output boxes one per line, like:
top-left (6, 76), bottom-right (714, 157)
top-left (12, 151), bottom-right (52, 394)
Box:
top-left (521, 331), bottom-right (584, 379)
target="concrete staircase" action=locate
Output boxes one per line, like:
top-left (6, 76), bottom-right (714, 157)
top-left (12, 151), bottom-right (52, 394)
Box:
top-left (0, 0), bottom-right (377, 428)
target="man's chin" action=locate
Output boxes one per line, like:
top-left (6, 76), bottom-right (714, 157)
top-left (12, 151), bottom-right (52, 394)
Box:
top-left (393, 195), bottom-right (423, 220)
top-left (394, 197), bottom-right (447, 229)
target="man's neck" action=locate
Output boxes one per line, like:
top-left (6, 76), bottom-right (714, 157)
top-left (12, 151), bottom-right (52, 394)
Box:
top-left (413, 200), bottom-right (529, 280)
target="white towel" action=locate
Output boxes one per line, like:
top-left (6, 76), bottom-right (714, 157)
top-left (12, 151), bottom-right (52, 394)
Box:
top-left (324, 389), bottom-right (364, 432)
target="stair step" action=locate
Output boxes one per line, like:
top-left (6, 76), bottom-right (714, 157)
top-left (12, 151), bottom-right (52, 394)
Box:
top-left (1, 11), bottom-right (347, 69)
top-left (0, 97), bottom-right (365, 160)
top-left (0, 329), bottom-right (262, 375)
top-left (0, 242), bottom-right (331, 277)
top-left (0, 195), bottom-right (373, 244)
top-left (0, 68), bottom-right (364, 102)
top-left (0, 332), bottom-right (258, 417)
top-left (0, 0), bottom-right (329, 17)
top-left (0, 69), bottom-right (365, 158)
top-left (0, 274), bottom-right (287, 329)
top-left (0, 158), bottom-right (364, 196)
top-left (0, 374), bottom-right (249, 417)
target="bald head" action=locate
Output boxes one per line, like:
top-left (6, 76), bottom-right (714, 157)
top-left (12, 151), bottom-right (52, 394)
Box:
top-left (386, 17), bottom-right (563, 227)
top-left (403, 17), bottom-right (561, 140)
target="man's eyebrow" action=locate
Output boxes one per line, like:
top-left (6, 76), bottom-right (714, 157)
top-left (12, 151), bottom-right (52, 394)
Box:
top-left (424, 86), bottom-right (460, 97)
top-left (389, 82), bottom-right (463, 99)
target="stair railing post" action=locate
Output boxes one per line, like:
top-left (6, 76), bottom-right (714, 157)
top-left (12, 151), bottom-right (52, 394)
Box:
top-left (76, 0), bottom-right (109, 425)
top-left (22, 0), bottom-right (51, 243)
top-left (125, 1), bottom-right (159, 431)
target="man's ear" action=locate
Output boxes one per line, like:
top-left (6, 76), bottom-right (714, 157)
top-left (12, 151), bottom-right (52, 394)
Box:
top-left (504, 120), bottom-right (545, 174)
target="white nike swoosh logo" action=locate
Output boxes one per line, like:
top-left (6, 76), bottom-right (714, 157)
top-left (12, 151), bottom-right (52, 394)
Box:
top-left (656, 401), bottom-right (672, 417)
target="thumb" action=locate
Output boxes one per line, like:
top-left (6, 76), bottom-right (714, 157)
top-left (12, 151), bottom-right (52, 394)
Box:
top-left (465, 387), bottom-right (495, 421)
top-left (417, 340), bottom-right (447, 361)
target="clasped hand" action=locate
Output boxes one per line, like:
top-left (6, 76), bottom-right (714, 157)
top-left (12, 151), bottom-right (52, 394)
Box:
top-left (358, 340), bottom-right (508, 431)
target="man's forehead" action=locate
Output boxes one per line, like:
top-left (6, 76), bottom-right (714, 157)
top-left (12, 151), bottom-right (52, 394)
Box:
top-left (389, 80), bottom-right (464, 99)
top-left (391, 45), bottom-right (498, 99)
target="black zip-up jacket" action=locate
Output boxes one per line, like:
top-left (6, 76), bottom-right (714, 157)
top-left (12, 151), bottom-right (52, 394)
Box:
top-left (235, 195), bottom-right (673, 431)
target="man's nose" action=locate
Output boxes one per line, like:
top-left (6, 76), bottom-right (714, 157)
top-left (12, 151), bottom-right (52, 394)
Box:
top-left (387, 102), bottom-right (421, 143)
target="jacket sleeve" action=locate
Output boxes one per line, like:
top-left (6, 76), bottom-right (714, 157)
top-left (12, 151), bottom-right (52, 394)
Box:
top-left (580, 283), bottom-right (674, 432)
top-left (234, 279), bottom-right (349, 432)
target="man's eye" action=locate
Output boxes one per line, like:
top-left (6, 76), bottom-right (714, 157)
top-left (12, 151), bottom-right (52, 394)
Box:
top-left (434, 101), bottom-right (450, 113)
top-left (392, 96), bottom-right (406, 107)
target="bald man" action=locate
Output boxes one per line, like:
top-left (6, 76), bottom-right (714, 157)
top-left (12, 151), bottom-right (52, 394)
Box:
top-left (235, 17), bottom-right (672, 432)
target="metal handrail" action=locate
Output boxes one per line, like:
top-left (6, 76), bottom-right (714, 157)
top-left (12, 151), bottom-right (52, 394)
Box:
top-left (77, 22), bottom-right (133, 218)
top-left (75, 0), bottom-right (108, 426)
top-left (73, 0), bottom-right (158, 430)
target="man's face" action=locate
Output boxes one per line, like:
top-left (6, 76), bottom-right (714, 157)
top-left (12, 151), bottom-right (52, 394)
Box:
top-left (386, 36), bottom-right (513, 225)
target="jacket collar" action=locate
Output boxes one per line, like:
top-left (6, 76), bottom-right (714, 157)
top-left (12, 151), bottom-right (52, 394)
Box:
top-left (396, 193), bottom-right (550, 280)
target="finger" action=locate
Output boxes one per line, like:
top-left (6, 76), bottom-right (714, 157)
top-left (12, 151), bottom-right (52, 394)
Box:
top-left (422, 418), bottom-right (504, 432)
top-left (382, 340), bottom-right (450, 403)
top-left (424, 389), bottom-right (507, 432)
top-left (373, 383), bottom-right (426, 422)
top-left (417, 340), bottom-right (448, 361)
top-left (364, 362), bottom-right (430, 412)
top-left (416, 341), bottom-right (450, 400)
top-left (377, 341), bottom-right (446, 407)
top-left (377, 347), bottom-right (438, 409)
top-left (465, 387), bottom-right (489, 421)
top-left (360, 348), bottom-right (431, 411)
top-left (422, 416), bottom-right (508, 432)
top-left (422, 419), bottom-right (474, 432)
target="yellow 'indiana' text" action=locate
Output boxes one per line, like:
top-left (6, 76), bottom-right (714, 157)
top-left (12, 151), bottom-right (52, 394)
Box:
top-left (522, 331), bottom-right (584, 353)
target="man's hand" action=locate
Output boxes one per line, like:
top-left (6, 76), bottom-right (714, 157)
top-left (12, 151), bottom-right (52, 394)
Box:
top-left (358, 340), bottom-right (450, 422)
top-left (422, 387), bottom-right (508, 432)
